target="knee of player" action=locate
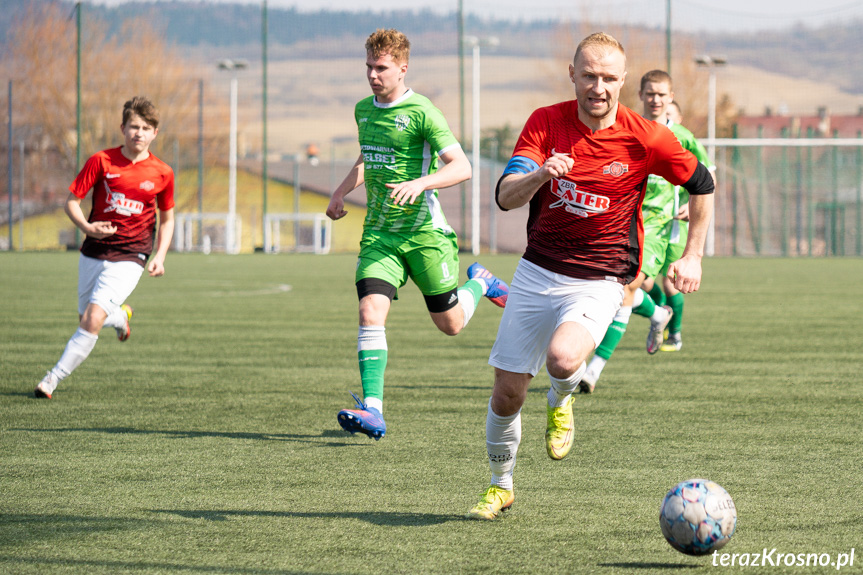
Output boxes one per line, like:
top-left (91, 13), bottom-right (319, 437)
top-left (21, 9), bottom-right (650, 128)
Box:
top-left (545, 353), bottom-right (582, 380)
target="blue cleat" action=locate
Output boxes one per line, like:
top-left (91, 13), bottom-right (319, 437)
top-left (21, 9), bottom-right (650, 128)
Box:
top-left (467, 262), bottom-right (509, 308)
top-left (337, 392), bottom-right (386, 440)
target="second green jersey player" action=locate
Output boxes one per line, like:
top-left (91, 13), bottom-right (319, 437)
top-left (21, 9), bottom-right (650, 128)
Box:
top-left (326, 28), bottom-right (509, 440)
top-left (641, 119), bottom-right (715, 351)
top-left (582, 70), bottom-right (714, 392)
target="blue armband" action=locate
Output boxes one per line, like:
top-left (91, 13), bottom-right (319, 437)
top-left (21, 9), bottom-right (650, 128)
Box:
top-left (502, 155), bottom-right (540, 176)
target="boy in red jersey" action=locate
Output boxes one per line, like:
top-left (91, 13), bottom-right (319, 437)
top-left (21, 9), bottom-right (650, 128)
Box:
top-left (34, 97), bottom-right (175, 399)
top-left (467, 33), bottom-right (715, 520)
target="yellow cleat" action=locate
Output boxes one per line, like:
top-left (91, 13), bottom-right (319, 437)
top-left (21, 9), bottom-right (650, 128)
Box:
top-left (660, 333), bottom-right (682, 352)
top-left (545, 396), bottom-right (574, 460)
top-left (466, 485), bottom-right (514, 520)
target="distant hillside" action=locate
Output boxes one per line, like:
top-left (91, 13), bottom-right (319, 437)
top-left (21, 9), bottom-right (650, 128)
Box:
top-left (702, 23), bottom-right (863, 97)
top-left (2, 0), bottom-right (861, 95)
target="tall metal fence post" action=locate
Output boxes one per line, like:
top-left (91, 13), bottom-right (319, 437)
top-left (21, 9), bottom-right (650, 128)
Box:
top-left (731, 125), bottom-right (739, 256)
top-left (197, 78), bottom-right (204, 244)
top-left (795, 146), bottom-right (803, 256)
top-left (756, 125), bottom-right (765, 254)
top-left (857, 130), bottom-right (862, 256)
top-left (293, 154), bottom-right (301, 250)
top-left (806, 127), bottom-right (814, 256)
top-left (18, 139), bottom-right (24, 250)
top-left (780, 127), bottom-right (788, 256)
top-left (831, 129), bottom-right (840, 255)
top-left (7, 80), bottom-right (12, 251)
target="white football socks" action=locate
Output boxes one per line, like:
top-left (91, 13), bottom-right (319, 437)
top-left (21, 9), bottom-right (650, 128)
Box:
top-left (614, 304), bottom-right (633, 324)
top-left (53, 327), bottom-right (98, 380)
top-left (103, 304), bottom-right (128, 330)
top-left (547, 362), bottom-right (586, 408)
top-left (456, 285), bottom-right (478, 329)
top-left (486, 398), bottom-right (521, 491)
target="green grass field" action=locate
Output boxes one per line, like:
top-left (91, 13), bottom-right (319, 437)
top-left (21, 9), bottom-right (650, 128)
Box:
top-left (1, 253), bottom-right (861, 574)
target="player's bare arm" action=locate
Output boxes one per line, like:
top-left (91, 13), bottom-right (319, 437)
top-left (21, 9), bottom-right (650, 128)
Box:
top-left (387, 146), bottom-right (471, 206)
top-left (64, 193), bottom-right (117, 239)
top-left (327, 154), bottom-right (365, 220)
top-left (497, 152), bottom-right (574, 210)
top-left (148, 208), bottom-right (174, 277)
top-left (667, 192), bottom-right (714, 294)
top-left (675, 202), bottom-right (690, 221)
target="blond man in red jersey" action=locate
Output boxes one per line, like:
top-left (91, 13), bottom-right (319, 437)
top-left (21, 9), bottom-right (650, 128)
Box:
top-left (467, 33), bottom-right (715, 520)
top-left (35, 97), bottom-right (175, 399)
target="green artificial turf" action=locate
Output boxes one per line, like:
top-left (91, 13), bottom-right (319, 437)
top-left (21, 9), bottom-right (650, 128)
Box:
top-left (1, 253), bottom-right (861, 574)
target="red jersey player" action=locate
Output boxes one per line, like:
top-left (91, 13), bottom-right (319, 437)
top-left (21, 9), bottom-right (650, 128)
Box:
top-left (467, 33), bottom-right (715, 520)
top-left (34, 96), bottom-right (175, 399)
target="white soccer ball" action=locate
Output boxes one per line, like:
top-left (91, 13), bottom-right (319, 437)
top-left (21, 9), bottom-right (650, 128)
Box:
top-left (659, 478), bottom-right (737, 556)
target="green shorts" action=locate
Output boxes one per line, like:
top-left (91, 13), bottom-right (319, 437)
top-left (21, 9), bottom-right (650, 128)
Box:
top-left (641, 219), bottom-right (688, 278)
top-left (356, 229), bottom-right (460, 297)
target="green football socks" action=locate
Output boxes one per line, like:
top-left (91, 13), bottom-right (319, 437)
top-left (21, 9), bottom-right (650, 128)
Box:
top-left (358, 348), bottom-right (387, 402)
top-left (632, 289), bottom-right (656, 318)
top-left (357, 325), bottom-right (388, 404)
top-left (667, 292), bottom-right (684, 335)
top-left (648, 282), bottom-right (666, 307)
top-left (595, 318), bottom-right (628, 360)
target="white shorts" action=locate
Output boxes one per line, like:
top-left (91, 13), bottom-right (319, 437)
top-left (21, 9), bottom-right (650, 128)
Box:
top-left (488, 259), bottom-right (624, 376)
top-left (77, 255), bottom-right (144, 316)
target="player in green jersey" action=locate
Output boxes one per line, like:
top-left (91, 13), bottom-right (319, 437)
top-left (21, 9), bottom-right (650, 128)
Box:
top-left (581, 70), bottom-right (714, 391)
top-left (326, 29), bottom-right (509, 440)
top-left (642, 114), bottom-right (715, 352)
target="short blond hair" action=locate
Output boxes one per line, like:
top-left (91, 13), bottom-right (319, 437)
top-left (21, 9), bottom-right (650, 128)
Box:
top-left (573, 32), bottom-right (625, 65)
top-left (365, 29), bottom-right (410, 64)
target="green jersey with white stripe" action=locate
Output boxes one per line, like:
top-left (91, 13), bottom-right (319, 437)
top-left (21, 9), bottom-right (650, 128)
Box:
top-left (642, 120), bottom-right (714, 227)
top-left (356, 89), bottom-right (460, 233)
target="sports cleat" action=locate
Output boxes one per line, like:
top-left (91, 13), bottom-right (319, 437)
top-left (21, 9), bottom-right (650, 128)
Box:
top-left (467, 262), bottom-right (509, 308)
top-left (466, 485), bottom-right (514, 520)
top-left (34, 371), bottom-right (58, 399)
top-left (545, 396), bottom-right (575, 459)
top-left (337, 392), bottom-right (386, 440)
top-left (116, 304), bottom-right (133, 342)
top-left (646, 305), bottom-right (673, 355)
top-left (660, 333), bottom-right (682, 352)
top-left (578, 369), bottom-right (597, 394)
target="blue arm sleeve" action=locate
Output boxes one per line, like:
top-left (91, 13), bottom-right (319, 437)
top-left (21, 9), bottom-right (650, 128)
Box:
top-left (496, 155), bottom-right (542, 212)
top-left (502, 155), bottom-right (540, 176)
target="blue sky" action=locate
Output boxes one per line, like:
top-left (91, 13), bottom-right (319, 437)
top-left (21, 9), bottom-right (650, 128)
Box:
top-left (91, 0), bottom-right (863, 32)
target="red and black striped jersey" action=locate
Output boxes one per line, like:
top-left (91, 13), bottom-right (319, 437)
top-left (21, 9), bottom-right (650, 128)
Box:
top-left (508, 100), bottom-right (696, 283)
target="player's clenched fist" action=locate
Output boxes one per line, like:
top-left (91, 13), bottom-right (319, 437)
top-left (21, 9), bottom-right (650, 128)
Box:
top-left (86, 221), bottom-right (118, 239)
top-left (542, 153), bottom-right (574, 179)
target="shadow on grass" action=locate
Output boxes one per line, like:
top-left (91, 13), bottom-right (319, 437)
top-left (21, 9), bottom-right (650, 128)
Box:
top-left (10, 426), bottom-right (363, 446)
top-left (3, 391), bottom-right (41, 398)
top-left (153, 508), bottom-right (462, 527)
top-left (598, 563), bottom-right (702, 570)
top-left (0, 555), bottom-right (334, 575)
top-left (0, 513), bottom-right (150, 541)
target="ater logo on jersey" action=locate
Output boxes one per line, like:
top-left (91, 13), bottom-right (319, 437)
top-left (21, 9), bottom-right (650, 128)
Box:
top-left (102, 181), bottom-right (145, 216)
top-left (549, 178), bottom-right (609, 218)
top-left (603, 161), bottom-right (629, 177)
top-left (394, 114), bottom-right (410, 132)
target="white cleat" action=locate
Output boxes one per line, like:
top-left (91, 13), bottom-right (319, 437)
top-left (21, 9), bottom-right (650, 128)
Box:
top-left (647, 305), bottom-right (673, 355)
top-left (578, 368), bottom-right (598, 394)
top-left (34, 371), bottom-right (58, 399)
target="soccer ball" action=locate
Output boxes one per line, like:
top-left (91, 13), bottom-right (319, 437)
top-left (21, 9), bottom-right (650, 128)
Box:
top-left (659, 478), bottom-right (737, 556)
